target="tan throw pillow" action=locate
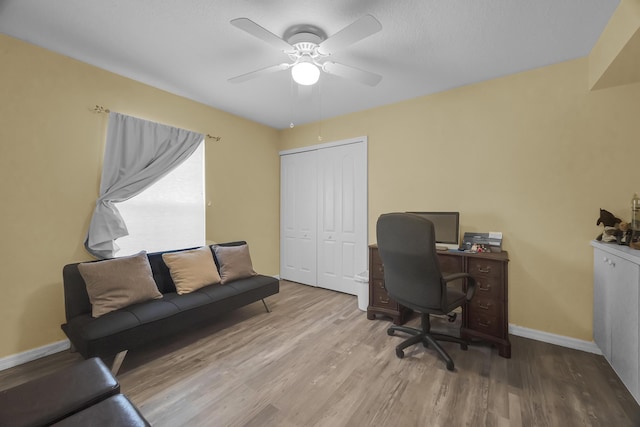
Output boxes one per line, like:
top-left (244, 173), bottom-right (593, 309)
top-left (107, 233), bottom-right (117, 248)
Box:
top-left (213, 244), bottom-right (258, 284)
top-left (78, 251), bottom-right (162, 318)
top-left (162, 247), bottom-right (221, 295)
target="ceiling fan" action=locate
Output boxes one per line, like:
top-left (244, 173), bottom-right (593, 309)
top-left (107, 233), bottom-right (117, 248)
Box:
top-left (228, 15), bottom-right (383, 87)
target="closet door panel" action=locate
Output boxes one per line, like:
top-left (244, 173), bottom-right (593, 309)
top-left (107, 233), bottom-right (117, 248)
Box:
top-left (318, 151), bottom-right (341, 290)
top-left (317, 143), bottom-right (365, 295)
top-left (340, 152), bottom-right (357, 282)
top-left (342, 241), bottom-right (356, 280)
top-left (280, 151), bottom-right (317, 286)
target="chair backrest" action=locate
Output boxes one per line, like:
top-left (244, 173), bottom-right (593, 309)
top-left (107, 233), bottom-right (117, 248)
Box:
top-left (376, 213), bottom-right (445, 312)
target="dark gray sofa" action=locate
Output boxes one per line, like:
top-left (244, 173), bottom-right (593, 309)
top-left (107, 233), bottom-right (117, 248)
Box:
top-left (0, 357), bottom-right (150, 426)
top-left (61, 241), bottom-right (279, 371)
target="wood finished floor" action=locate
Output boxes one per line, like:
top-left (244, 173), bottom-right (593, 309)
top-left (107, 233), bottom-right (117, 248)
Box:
top-left (1, 280), bottom-right (639, 426)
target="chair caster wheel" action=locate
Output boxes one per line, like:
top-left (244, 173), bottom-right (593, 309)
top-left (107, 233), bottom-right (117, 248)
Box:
top-left (395, 348), bottom-right (404, 359)
top-left (387, 328), bottom-right (395, 336)
top-left (446, 362), bottom-right (454, 371)
top-left (461, 343), bottom-right (468, 351)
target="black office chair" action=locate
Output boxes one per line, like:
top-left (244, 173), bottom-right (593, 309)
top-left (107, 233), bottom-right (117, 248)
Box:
top-left (376, 213), bottom-right (476, 371)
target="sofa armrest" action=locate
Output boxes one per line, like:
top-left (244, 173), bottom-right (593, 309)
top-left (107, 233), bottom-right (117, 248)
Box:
top-left (62, 263), bottom-right (93, 321)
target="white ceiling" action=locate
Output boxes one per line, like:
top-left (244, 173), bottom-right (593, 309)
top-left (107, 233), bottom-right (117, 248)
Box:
top-left (0, 0), bottom-right (620, 129)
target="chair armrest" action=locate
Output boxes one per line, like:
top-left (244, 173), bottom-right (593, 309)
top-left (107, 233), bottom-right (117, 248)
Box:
top-left (443, 272), bottom-right (477, 301)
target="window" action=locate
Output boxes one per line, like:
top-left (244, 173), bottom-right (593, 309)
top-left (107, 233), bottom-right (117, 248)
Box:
top-left (113, 143), bottom-right (205, 256)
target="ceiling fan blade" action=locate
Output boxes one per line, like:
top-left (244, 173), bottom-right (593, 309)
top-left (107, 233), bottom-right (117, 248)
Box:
top-left (322, 61), bottom-right (382, 87)
top-left (318, 15), bottom-right (382, 54)
top-left (228, 63), bottom-right (291, 83)
top-left (231, 18), bottom-right (294, 52)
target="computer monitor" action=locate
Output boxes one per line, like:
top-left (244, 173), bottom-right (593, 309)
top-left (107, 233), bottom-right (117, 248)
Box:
top-left (407, 211), bottom-right (460, 249)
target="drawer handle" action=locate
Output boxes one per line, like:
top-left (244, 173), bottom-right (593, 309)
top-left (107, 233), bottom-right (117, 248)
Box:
top-left (478, 283), bottom-right (491, 291)
top-left (478, 267), bottom-right (491, 273)
top-left (478, 303), bottom-right (491, 310)
top-left (379, 296), bottom-right (389, 304)
top-left (479, 320), bottom-right (491, 327)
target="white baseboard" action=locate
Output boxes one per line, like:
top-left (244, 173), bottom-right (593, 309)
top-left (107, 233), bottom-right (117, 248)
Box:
top-left (509, 324), bottom-right (602, 355)
top-left (0, 340), bottom-right (70, 372)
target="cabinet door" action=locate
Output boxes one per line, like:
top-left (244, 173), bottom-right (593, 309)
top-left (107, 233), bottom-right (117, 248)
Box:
top-left (593, 248), bottom-right (611, 360)
top-left (609, 252), bottom-right (640, 401)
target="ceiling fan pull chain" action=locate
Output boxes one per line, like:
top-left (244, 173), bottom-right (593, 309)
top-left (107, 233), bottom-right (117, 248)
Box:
top-left (289, 78), bottom-right (295, 128)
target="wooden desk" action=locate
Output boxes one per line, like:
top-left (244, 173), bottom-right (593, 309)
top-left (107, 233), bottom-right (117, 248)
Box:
top-left (367, 244), bottom-right (511, 358)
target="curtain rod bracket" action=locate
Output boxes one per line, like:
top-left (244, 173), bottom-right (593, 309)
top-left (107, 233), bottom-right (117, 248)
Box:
top-left (91, 105), bottom-right (110, 114)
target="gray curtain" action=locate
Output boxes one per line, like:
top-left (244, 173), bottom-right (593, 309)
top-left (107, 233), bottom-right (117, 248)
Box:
top-left (85, 112), bottom-right (204, 258)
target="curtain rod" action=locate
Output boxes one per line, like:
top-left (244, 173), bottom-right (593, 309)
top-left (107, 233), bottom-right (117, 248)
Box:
top-left (90, 105), bottom-right (222, 141)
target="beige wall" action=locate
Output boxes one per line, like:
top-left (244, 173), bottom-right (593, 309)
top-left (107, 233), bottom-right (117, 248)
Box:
top-left (279, 58), bottom-right (640, 342)
top-left (0, 34), bottom-right (280, 358)
top-left (590, 0), bottom-right (640, 90)
top-left (3, 8), bottom-right (640, 360)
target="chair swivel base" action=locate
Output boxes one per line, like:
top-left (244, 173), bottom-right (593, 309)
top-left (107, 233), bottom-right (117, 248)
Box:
top-left (387, 314), bottom-right (468, 371)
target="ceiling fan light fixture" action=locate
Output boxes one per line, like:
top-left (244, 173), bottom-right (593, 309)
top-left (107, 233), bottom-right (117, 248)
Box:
top-left (291, 62), bottom-right (320, 85)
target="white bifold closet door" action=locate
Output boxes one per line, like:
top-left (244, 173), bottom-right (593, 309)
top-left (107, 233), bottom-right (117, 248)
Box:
top-left (280, 138), bottom-right (367, 295)
top-left (280, 149), bottom-right (317, 286)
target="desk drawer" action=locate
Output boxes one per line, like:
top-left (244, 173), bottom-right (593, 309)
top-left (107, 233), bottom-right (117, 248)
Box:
top-left (468, 259), bottom-right (503, 300)
top-left (371, 278), bottom-right (385, 292)
top-left (473, 277), bottom-right (504, 301)
top-left (468, 258), bottom-right (503, 281)
top-left (467, 310), bottom-right (505, 338)
top-left (370, 250), bottom-right (384, 280)
top-left (468, 297), bottom-right (502, 319)
top-left (367, 245), bottom-right (417, 326)
top-left (371, 261), bottom-right (384, 280)
top-left (371, 285), bottom-right (396, 309)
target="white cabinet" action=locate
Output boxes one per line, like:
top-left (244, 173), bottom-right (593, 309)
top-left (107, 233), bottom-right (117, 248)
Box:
top-left (592, 241), bottom-right (640, 403)
top-left (593, 247), bottom-right (611, 359)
